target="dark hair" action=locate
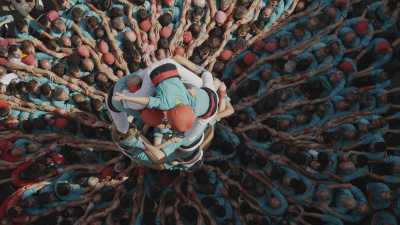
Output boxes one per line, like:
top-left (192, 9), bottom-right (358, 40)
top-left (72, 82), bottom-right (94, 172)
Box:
top-left (40, 83), bottom-right (52, 96)
top-left (371, 141), bottom-right (386, 152)
top-left (137, 9), bottom-right (149, 21)
top-left (159, 13), bottom-right (172, 26)
top-left (142, 211), bottom-right (156, 225)
top-left (15, 19), bottom-right (28, 31)
top-left (71, 7), bottom-right (84, 21)
top-left (179, 205), bottom-right (198, 222)
top-left (158, 38), bottom-right (170, 49)
top-left (56, 182), bottom-right (71, 196)
top-left (53, 62), bottom-right (66, 76)
top-left (290, 179), bottom-right (307, 194)
top-left (22, 120), bottom-right (34, 133)
top-left (214, 205), bottom-right (226, 218)
top-left (95, 28), bottom-right (105, 39)
top-left (209, 26), bottom-right (224, 37)
top-left (82, 74), bottom-right (96, 85)
top-left (190, 23), bottom-right (202, 38)
top-left (7, 207), bottom-right (19, 217)
top-left (192, 7), bottom-right (204, 17)
top-left (111, 7), bottom-right (125, 18)
top-left (91, 98), bottom-right (103, 112)
top-left (228, 185), bottom-right (240, 199)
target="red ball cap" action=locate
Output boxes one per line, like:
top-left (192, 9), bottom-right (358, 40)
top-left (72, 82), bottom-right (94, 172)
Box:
top-left (102, 52), bottom-right (115, 65)
top-left (0, 100), bottom-right (9, 109)
top-left (376, 40), bottom-right (391, 54)
top-left (163, 0), bottom-right (174, 6)
top-left (21, 54), bottom-right (36, 66)
top-left (174, 46), bottom-right (185, 56)
top-left (252, 40), bottom-right (265, 52)
top-left (183, 31), bottom-right (193, 44)
top-left (335, 0), bottom-right (347, 7)
top-left (0, 139), bottom-right (11, 151)
top-left (141, 108), bottom-right (164, 127)
top-left (51, 153), bottom-right (65, 164)
top-left (339, 61), bottom-right (353, 73)
top-left (243, 52), bottom-right (257, 66)
top-left (167, 105), bottom-right (195, 132)
top-left (160, 26), bottom-right (173, 38)
top-left (354, 21), bottom-right (369, 35)
top-left (139, 19), bottom-right (152, 32)
top-left (77, 45), bottom-right (90, 58)
top-left (47, 10), bottom-right (59, 22)
top-left (98, 40), bottom-right (109, 54)
top-left (55, 117), bottom-right (68, 129)
top-left (264, 41), bottom-right (278, 52)
top-left (219, 49), bottom-right (233, 61)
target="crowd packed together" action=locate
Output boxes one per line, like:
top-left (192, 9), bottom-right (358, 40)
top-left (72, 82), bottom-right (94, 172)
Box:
top-left (0, 0), bottom-right (400, 224)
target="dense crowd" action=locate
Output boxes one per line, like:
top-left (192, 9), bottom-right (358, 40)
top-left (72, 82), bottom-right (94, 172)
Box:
top-left (0, 0), bottom-right (400, 224)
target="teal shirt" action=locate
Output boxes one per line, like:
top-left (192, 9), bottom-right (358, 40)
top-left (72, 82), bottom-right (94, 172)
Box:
top-left (188, 88), bottom-right (210, 116)
top-left (148, 77), bottom-right (192, 110)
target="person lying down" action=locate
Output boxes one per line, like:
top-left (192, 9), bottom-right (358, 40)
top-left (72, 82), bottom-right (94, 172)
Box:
top-left (107, 58), bottom-right (234, 170)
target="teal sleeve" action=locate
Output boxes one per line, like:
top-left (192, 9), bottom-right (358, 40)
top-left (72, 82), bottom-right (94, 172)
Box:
top-left (147, 97), bottom-right (161, 109)
top-left (28, 20), bottom-right (44, 34)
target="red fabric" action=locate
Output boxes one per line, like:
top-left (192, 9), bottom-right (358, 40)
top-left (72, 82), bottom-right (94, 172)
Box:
top-left (376, 41), bottom-right (391, 54)
top-left (335, 0), bottom-right (347, 7)
top-left (12, 160), bottom-right (34, 187)
top-left (151, 69), bottom-right (179, 86)
top-left (141, 109), bottom-right (164, 127)
top-left (101, 166), bottom-right (113, 178)
top-left (0, 100), bottom-right (9, 109)
top-left (2, 149), bottom-right (21, 162)
top-left (252, 40), bottom-right (265, 52)
top-left (243, 52), bottom-right (257, 66)
top-left (51, 153), bottom-right (65, 164)
top-left (167, 105), bottom-right (195, 132)
top-left (0, 57), bottom-right (8, 65)
top-left (339, 61), bottom-right (353, 73)
top-left (354, 21), bottom-right (369, 35)
top-left (128, 82), bottom-right (141, 93)
top-left (0, 139), bottom-right (11, 152)
top-left (21, 54), bottom-right (36, 66)
top-left (264, 41), bottom-right (278, 52)
top-left (0, 38), bottom-right (12, 47)
top-left (0, 186), bottom-right (26, 218)
top-left (54, 118), bottom-right (68, 129)
top-left (219, 49), bottom-right (233, 61)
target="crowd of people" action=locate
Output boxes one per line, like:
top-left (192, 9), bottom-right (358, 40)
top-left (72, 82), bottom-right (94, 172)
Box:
top-left (0, 0), bottom-right (400, 224)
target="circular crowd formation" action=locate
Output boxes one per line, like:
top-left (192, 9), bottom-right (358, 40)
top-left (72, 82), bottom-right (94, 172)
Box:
top-left (0, 0), bottom-right (400, 224)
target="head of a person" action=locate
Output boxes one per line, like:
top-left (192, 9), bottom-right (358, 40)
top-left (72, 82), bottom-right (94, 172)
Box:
top-left (71, 6), bottom-right (84, 23)
top-left (53, 18), bottom-right (67, 33)
top-left (52, 87), bottom-right (69, 101)
top-left (40, 83), bottom-right (52, 98)
top-left (159, 13), bottom-right (172, 27)
top-left (343, 31), bottom-right (356, 45)
top-left (56, 182), bottom-right (71, 196)
top-left (71, 35), bottom-right (83, 47)
top-left (112, 17), bottom-right (125, 31)
top-left (81, 58), bottom-right (94, 72)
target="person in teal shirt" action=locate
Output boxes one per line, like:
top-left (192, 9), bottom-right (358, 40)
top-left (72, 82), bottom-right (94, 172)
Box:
top-left (366, 182), bottom-right (392, 211)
